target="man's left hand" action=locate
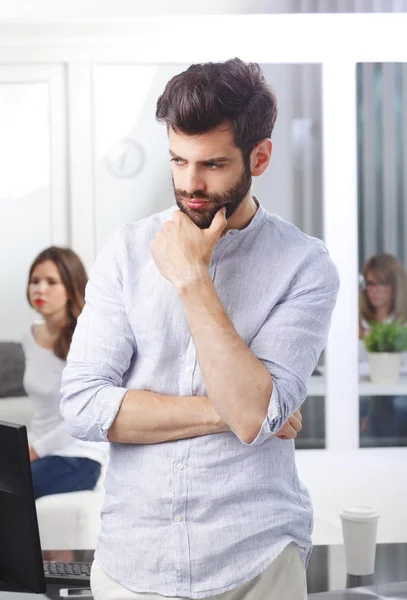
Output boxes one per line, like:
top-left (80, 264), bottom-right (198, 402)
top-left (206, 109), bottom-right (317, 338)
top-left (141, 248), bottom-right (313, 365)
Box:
top-left (150, 209), bottom-right (227, 289)
top-left (274, 409), bottom-right (302, 440)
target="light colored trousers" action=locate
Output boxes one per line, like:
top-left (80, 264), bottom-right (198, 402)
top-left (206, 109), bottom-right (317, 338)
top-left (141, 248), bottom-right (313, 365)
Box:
top-left (90, 542), bottom-right (307, 600)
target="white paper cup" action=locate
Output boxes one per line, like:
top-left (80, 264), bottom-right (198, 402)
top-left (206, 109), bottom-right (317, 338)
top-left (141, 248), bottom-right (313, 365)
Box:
top-left (340, 505), bottom-right (380, 576)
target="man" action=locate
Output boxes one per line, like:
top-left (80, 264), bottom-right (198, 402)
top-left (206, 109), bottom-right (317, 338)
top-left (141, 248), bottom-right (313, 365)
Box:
top-left (61, 58), bottom-right (339, 600)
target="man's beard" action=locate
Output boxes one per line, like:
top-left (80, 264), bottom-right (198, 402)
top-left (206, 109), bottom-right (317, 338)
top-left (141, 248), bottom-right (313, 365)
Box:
top-left (173, 161), bottom-right (252, 230)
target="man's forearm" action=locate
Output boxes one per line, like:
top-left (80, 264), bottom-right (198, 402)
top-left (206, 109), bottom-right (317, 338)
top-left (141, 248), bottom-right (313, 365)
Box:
top-left (107, 389), bottom-right (229, 444)
top-left (177, 270), bottom-right (272, 444)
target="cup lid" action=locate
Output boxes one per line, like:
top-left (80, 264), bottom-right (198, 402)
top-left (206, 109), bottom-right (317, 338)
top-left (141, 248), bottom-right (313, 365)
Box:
top-left (340, 505), bottom-right (380, 522)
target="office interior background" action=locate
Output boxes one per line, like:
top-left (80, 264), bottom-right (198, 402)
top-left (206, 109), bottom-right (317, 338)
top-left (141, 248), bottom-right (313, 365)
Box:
top-left (1, 0), bottom-right (407, 589)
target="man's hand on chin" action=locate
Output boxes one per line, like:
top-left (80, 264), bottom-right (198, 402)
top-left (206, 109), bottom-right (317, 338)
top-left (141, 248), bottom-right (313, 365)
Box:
top-left (150, 208), bottom-right (227, 289)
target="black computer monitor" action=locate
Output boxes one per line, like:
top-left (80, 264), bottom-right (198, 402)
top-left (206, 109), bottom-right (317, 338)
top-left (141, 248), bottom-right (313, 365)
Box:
top-left (0, 421), bottom-right (46, 593)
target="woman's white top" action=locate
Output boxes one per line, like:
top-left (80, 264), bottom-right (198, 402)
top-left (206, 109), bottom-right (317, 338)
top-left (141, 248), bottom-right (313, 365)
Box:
top-left (22, 323), bottom-right (107, 462)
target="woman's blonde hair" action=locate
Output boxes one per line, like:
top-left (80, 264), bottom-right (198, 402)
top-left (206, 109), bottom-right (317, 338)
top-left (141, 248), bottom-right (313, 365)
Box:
top-left (360, 253), bottom-right (407, 325)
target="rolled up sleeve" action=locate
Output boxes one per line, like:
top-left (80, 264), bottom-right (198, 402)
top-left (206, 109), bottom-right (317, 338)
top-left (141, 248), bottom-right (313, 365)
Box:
top-left (245, 248), bottom-right (340, 446)
top-left (60, 226), bottom-right (136, 443)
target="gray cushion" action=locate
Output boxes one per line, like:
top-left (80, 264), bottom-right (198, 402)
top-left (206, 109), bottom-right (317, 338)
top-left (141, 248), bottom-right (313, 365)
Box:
top-left (0, 342), bottom-right (26, 398)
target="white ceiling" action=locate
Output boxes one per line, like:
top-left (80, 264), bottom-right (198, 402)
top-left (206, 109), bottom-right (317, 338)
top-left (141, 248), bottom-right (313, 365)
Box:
top-left (0, 0), bottom-right (282, 21)
top-left (0, 0), bottom-right (405, 22)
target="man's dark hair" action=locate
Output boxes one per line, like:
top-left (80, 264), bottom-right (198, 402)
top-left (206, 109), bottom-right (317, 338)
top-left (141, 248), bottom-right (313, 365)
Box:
top-left (156, 58), bottom-right (277, 160)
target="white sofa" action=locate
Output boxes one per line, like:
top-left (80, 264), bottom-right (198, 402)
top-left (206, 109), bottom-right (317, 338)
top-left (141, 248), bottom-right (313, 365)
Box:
top-left (0, 394), bottom-right (105, 550)
top-left (0, 395), bottom-right (34, 430)
top-left (36, 474), bottom-right (105, 550)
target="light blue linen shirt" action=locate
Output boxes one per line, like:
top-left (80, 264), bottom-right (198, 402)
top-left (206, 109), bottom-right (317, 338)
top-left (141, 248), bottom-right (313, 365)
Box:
top-left (61, 201), bottom-right (339, 599)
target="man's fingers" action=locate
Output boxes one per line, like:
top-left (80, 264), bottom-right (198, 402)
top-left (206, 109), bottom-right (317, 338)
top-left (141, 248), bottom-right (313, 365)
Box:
top-left (207, 208), bottom-right (227, 240)
top-left (273, 410), bottom-right (303, 440)
top-left (276, 425), bottom-right (297, 440)
top-left (287, 414), bottom-right (302, 433)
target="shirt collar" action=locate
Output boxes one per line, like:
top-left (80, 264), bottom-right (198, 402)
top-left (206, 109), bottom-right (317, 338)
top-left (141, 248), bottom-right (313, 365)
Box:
top-left (223, 197), bottom-right (265, 238)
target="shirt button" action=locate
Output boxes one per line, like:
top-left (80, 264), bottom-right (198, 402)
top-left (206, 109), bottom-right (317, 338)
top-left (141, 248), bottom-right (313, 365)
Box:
top-left (175, 515), bottom-right (181, 522)
top-left (177, 463), bottom-right (184, 470)
top-left (185, 366), bottom-right (192, 373)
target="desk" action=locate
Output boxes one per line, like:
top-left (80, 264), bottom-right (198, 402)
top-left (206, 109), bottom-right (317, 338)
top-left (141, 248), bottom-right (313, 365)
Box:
top-left (308, 579), bottom-right (407, 598)
top-left (308, 374), bottom-right (407, 396)
top-left (307, 543), bottom-right (407, 595)
top-left (40, 551), bottom-right (93, 600)
top-left (30, 545), bottom-right (407, 598)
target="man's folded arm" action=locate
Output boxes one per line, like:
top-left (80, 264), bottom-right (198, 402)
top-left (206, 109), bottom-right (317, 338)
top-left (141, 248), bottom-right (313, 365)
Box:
top-left (245, 249), bottom-right (340, 446)
top-left (60, 227), bottom-right (228, 444)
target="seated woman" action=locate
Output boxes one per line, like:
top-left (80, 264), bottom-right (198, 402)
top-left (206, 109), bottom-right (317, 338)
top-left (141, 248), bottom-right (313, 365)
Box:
top-left (24, 246), bottom-right (107, 499)
top-left (359, 253), bottom-right (407, 444)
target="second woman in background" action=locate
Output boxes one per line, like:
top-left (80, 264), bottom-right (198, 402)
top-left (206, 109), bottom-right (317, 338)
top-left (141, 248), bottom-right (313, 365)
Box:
top-left (359, 253), bottom-right (407, 445)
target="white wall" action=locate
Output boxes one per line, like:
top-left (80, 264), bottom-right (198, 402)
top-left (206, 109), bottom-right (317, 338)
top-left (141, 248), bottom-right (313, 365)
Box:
top-left (93, 64), bottom-right (186, 248)
top-left (297, 450), bottom-right (407, 545)
top-left (0, 65), bottom-right (67, 341)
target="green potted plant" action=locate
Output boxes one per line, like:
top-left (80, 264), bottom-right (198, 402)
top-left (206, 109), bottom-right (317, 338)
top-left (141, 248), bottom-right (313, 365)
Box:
top-left (364, 319), bottom-right (407, 383)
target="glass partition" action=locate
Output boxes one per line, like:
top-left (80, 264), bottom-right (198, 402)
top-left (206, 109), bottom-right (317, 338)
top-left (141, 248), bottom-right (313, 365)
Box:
top-left (0, 78), bottom-right (52, 340)
top-left (357, 62), bottom-right (407, 448)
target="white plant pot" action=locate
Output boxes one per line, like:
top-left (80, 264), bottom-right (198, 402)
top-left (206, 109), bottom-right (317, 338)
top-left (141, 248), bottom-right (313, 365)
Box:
top-left (367, 352), bottom-right (402, 384)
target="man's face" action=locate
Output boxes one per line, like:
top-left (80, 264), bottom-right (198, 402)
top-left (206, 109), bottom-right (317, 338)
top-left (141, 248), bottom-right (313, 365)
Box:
top-left (169, 122), bottom-right (252, 229)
